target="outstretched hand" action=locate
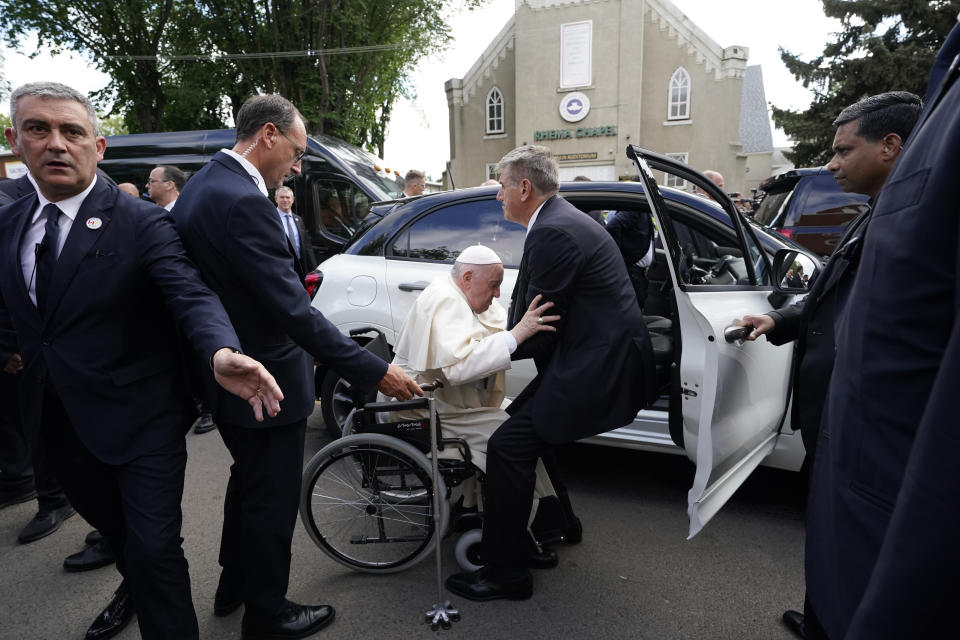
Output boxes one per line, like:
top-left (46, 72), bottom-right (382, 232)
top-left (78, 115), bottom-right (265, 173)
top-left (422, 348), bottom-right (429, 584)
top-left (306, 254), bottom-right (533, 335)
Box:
top-left (735, 314), bottom-right (776, 341)
top-left (212, 348), bottom-right (283, 421)
top-left (510, 294), bottom-right (560, 344)
top-left (378, 364), bottom-right (423, 401)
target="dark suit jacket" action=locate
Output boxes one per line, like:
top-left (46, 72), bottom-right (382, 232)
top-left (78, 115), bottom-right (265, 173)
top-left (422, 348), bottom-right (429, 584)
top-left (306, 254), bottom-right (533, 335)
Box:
top-left (0, 175), bottom-right (34, 205)
top-left (290, 212), bottom-right (318, 274)
top-left (806, 24), bottom-right (960, 639)
top-left (0, 178), bottom-right (240, 464)
top-left (173, 151), bottom-right (387, 429)
top-left (508, 195), bottom-right (656, 444)
top-left (765, 205), bottom-right (871, 459)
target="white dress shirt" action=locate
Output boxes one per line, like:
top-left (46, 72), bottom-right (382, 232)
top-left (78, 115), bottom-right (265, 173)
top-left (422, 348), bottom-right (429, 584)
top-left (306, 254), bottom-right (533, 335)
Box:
top-left (524, 200), bottom-right (548, 239)
top-left (221, 148), bottom-right (269, 197)
top-left (20, 174), bottom-right (98, 306)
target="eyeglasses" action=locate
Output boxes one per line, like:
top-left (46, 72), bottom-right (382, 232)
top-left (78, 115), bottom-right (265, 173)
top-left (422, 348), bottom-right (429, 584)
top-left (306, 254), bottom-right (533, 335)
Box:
top-left (146, 178), bottom-right (169, 184)
top-left (276, 128), bottom-right (306, 163)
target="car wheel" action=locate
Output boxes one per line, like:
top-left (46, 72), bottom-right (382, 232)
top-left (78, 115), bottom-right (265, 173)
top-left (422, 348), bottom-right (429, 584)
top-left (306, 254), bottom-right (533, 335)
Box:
top-left (320, 370), bottom-right (354, 438)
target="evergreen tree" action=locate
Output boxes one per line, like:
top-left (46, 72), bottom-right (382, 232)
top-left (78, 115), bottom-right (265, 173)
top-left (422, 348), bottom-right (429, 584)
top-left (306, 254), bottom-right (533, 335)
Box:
top-left (772, 0), bottom-right (960, 166)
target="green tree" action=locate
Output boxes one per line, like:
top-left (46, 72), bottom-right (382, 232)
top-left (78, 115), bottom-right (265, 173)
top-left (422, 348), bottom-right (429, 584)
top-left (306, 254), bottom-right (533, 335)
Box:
top-left (772, 0), bottom-right (960, 167)
top-left (0, 0), bottom-right (190, 133)
top-left (187, 0), bottom-right (480, 156)
top-left (0, 0), bottom-right (482, 156)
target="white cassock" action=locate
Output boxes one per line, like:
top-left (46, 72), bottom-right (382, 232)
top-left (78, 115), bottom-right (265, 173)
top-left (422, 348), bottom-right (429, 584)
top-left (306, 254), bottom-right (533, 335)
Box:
top-left (384, 274), bottom-right (553, 509)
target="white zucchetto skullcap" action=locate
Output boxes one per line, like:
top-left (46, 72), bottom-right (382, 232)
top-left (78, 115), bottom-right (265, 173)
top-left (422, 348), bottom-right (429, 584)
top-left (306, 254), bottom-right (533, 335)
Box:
top-left (455, 244), bottom-right (502, 265)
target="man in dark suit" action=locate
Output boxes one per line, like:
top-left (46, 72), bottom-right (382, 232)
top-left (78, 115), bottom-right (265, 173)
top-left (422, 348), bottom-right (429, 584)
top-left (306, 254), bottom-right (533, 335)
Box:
top-left (446, 145), bottom-right (656, 601)
top-left (0, 82), bottom-right (283, 640)
top-left (800, 22), bottom-right (960, 640)
top-left (737, 91), bottom-right (922, 639)
top-left (274, 185), bottom-right (317, 274)
top-left (605, 208), bottom-right (656, 310)
top-left (173, 94), bottom-right (421, 640)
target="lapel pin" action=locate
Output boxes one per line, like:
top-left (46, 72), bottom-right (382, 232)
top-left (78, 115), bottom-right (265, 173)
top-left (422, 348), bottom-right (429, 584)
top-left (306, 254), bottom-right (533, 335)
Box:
top-left (86, 217), bottom-right (103, 229)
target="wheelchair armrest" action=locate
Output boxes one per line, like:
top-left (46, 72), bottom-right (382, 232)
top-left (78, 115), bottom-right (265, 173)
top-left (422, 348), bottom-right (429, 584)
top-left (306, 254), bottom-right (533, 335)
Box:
top-left (363, 398), bottom-right (430, 413)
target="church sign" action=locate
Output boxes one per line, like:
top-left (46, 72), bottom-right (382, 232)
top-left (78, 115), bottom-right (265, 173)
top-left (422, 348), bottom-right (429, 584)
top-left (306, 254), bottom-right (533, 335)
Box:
top-left (534, 125), bottom-right (617, 141)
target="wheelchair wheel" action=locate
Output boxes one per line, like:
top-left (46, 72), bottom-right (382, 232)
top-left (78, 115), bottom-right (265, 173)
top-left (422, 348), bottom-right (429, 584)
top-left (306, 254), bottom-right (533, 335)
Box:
top-left (300, 433), bottom-right (450, 574)
top-left (454, 528), bottom-right (484, 572)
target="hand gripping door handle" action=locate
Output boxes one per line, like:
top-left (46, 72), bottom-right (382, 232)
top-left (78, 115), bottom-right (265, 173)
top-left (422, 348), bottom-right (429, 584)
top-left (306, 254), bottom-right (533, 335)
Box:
top-left (723, 325), bottom-right (751, 343)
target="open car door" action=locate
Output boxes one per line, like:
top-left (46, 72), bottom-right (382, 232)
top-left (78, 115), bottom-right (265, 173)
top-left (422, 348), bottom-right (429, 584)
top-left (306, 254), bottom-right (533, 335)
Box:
top-left (627, 146), bottom-right (795, 537)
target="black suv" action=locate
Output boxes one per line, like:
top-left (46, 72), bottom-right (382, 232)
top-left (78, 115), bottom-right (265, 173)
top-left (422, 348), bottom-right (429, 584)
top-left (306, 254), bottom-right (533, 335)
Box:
top-left (754, 168), bottom-right (869, 256)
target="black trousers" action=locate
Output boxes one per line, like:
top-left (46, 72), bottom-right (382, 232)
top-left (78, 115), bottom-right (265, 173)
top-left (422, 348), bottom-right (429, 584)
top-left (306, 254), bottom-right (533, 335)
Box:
top-left (41, 389), bottom-right (198, 640)
top-left (0, 373), bottom-right (69, 512)
top-left (217, 418), bottom-right (307, 618)
top-left (482, 403), bottom-right (548, 573)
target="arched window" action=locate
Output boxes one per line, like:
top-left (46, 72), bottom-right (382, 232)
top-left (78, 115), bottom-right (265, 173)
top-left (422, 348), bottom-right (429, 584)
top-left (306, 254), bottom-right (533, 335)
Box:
top-left (668, 67), bottom-right (691, 120)
top-left (486, 87), bottom-right (504, 134)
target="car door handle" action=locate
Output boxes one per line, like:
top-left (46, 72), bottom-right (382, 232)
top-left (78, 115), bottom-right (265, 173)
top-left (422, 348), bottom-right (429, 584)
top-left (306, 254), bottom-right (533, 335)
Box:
top-left (398, 281), bottom-right (430, 292)
top-left (723, 325), bottom-right (751, 343)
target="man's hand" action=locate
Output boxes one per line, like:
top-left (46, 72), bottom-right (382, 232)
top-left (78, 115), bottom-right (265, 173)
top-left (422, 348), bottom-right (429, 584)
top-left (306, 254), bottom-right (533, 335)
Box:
top-left (736, 314), bottom-right (776, 341)
top-left (377, 364), bottom-right (423, 401)
top-left (212, 348), bottom-right (283, 421)
top-left (3, 353), bottom-right (22, 375)
top-left (510, 294), bottom-right (561, 344)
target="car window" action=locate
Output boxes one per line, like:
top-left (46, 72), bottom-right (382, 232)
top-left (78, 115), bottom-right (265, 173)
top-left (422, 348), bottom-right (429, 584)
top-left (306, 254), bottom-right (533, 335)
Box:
top-left (311, 178), bottom-right (371, 241)
top-left (788, 173), bottom-right (869, 225)
top-left (754, 190), bottom-right (791, 227)
top-left (389, 199), bottom-right (526, 267)
top-left (665, 209), bottom-right (750, 286)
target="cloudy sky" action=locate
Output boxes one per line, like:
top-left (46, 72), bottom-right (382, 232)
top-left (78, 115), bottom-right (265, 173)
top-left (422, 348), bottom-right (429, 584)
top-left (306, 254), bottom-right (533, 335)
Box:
top-left (1, 0), bottom-right (841, 178)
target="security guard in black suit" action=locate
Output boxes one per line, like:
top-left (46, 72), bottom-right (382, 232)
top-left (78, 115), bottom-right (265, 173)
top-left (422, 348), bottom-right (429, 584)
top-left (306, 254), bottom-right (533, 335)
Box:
top-left (737, 91), bottom-right (922, 639)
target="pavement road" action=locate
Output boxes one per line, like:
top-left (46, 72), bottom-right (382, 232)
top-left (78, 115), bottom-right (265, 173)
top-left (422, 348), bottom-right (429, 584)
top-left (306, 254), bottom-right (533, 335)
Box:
top-left (0, 404), bottom-right (807, 640)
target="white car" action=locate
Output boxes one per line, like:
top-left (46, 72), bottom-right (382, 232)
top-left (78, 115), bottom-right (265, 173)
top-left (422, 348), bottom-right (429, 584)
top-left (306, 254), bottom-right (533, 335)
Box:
top-left (311, 148), bottom-right (817, 536)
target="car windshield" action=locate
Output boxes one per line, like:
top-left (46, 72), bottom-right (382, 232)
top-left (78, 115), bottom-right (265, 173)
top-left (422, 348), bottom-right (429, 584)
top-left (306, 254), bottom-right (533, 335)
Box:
top-left (309, 133), bottom-right (404, 201)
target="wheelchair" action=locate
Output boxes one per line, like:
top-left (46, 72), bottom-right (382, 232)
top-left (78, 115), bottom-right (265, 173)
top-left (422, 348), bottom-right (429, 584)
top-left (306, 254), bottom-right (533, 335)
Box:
top-left (299, 328), bottom-right (491, 575)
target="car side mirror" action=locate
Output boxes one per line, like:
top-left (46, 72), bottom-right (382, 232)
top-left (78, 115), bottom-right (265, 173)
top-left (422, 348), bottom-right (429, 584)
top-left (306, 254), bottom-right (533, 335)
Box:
top-left (772, 249), bottom-right (818, 293)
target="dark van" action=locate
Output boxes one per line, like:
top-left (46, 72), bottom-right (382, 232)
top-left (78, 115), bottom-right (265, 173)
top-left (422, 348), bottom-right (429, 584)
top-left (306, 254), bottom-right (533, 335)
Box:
top-left (754, 167), bottom-right (869, 257)
top-left (99, 129), bottom-right (404, 264)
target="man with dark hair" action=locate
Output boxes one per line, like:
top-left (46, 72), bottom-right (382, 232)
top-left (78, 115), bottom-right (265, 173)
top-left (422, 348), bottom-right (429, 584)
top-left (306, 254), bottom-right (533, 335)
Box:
top-left (736, 89), bottom-right (922, 639)
top-left (402, 168), bottom-right (425, 197)
top-left (0, 81), bottom-right (283, 640)
top-left (445, 145), bottom-right (655, 601)
top-left (173, 93), bottom-right (421, 639)
top-left (146, 165), bottom-right (185, 211)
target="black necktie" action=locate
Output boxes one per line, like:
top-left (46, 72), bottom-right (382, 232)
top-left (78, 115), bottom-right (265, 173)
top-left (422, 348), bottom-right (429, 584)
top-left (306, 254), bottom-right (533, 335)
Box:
top-left (36, 203), bottom-right (61, 313)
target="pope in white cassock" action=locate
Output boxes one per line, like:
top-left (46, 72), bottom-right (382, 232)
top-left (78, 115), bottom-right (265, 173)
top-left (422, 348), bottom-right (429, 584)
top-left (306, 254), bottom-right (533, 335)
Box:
top-left (383, 244), bottom-right (559, 504)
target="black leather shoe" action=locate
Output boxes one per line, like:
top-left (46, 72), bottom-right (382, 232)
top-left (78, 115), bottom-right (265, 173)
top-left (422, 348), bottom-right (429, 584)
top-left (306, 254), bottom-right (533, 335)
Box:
top-left (782, 609), bottom-right (807, 639)
top-left (241, 601), bottom-right (335, 639)
top-left (527, 546), bottom-right (559, 570)
top-left (193, 412), bottom-right (216, 435)
top-left (214, 578), bottom-right (243, 617)
top-left (563, 516), bottom-right (583, 545)
top-left (64, 539), bottom-right (117, 572)
top-left (86, 582), bottom-right (134, 640)
top-left (0, 485), bottom-right (36, 510)
top-left (18, 505), bottom-right (75, 543)
top-left (446, 567), bottom-right (533, 602)
top-left (85, 529), bottom-right (105, 546)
